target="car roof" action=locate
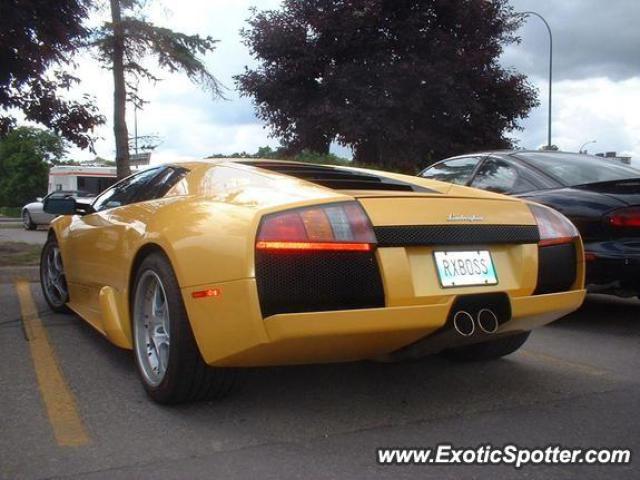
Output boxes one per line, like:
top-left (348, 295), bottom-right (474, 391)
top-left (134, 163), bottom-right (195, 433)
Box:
top-left (168, 157), bottom-right (313, 165)
top-left (441, 150), bottom-right (603, 161)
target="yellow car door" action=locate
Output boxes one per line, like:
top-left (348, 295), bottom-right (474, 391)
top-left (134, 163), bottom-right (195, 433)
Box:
top-left (64, 168), bottom-right (163, 327)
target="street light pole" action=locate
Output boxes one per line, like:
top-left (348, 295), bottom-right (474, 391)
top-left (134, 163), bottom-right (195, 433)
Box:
top-left (579, 140), bottom-right (596, 154)
top-left (520, 11), bottom-right (553, 149)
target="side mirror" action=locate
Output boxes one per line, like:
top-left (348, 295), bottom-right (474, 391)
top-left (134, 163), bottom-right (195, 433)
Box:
top-left (43, 197), bottom-right (94, 216)
top-left (36, 197), bottom-right (43, 202)
top-left (43, 197), bottom-right (77, 215)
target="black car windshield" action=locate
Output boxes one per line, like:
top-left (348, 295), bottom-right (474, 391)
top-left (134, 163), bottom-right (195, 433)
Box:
top-left (515, 152), bottom-right (640, 187)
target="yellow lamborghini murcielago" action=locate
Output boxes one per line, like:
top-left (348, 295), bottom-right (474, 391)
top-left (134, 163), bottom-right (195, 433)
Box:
top-left (41, 159), bottom-right (586, 403)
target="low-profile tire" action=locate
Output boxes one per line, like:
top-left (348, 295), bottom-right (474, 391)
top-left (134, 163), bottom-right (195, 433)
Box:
top-left (40, 236), bottom-right (71, 313)
top-left (443, 332), bottom-right (531, 362)
top-left (131, 252), bottom-right (240, 404)
top-left (23, 211), bottom-right (36, 230)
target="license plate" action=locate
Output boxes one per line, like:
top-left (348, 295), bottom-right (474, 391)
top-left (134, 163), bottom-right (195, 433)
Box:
top-left (433, 250), bottom-right (498, 288)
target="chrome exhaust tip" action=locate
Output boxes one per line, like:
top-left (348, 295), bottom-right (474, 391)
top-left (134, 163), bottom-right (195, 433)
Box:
top-left (452, 311), bottom-right (475, 337)
top-left (477, 308), bottom-right (499, 334)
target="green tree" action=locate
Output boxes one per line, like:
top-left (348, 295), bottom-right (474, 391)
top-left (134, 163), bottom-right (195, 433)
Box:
top-left (0, 127), bottom-right (66, 207)
top-left (0, 0), bottom-right (104, 148)
top-left (237, 0), bottom-right (538, 173)
top-left (91, 0), bottom-right (224, 179)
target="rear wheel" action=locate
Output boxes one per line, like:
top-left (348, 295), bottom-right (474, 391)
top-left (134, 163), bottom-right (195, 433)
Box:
top-left (132, 252), bottom-right (239, 404)
top-left (23, 211), bottom-right (36, 230)
top-left (443, 332), bottom-right (530, 362)
top-left (40, 236), bottom-right (70, 313)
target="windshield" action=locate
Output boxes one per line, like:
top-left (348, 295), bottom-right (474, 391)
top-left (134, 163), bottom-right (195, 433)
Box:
top-left (515, 152), bottom-right (640, 186)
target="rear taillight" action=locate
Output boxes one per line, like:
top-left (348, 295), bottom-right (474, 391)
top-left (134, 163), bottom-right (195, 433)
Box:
top-left (528, 203), bottom-right (579, 247)
top-left (256, 202), bottom-right (376, 252)
top-left (606, 206), bottom-right (640, 228)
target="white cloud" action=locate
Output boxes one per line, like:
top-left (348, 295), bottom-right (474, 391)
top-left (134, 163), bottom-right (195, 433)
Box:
top-left (68, 0), bottom-right (282, 162)
top-left (510, 77), bottom-right (640, 165)
top-left (65, 0), bottom-right (640, 166)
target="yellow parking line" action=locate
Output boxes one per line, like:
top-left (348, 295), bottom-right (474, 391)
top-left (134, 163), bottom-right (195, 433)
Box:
top-left (520, 349), bottom-right (609, 377)
top-left (15, 280), bottom-right (90, 447)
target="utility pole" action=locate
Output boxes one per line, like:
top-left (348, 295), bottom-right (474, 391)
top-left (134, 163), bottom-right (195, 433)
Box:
top-left (134, 102), bottom-right (139, 156)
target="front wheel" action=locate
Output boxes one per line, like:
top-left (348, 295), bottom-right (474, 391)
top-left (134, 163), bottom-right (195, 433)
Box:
top-left (40, 236), bottom-right (70, 313)
top-left (443, 332), bottom-right (531, 362)
top-left (132, 252), bottom-right (240, 404)
top-left (23, 211), bottom-right (36, 230)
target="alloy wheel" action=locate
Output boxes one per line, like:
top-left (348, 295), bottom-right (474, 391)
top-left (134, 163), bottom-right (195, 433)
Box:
top-left (133, 271), bottom-right (171, 387)
top-left (42, 243), bottom-right (68, 307)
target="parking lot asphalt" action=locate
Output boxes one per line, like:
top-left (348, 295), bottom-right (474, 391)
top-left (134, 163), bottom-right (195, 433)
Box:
top-left (0, 224), bottom-right (47, 245)
top-left (0, 283), bottom-right (638, 480)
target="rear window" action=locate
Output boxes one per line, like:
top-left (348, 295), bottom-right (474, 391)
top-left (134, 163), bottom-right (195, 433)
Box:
top-left (241, 162), bottom-right (435, 192)
top-left (515, 152), bottom-right (640, 186)
top-left (420, 156), bottom-right (481, 185)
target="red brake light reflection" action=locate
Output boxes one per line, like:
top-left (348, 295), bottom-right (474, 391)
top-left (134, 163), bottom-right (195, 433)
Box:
top-left (256, 241), bottom-right (372, 252)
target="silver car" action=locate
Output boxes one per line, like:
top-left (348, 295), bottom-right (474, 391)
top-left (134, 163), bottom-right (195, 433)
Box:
top-left (22, 191), bottom-right (94, 230)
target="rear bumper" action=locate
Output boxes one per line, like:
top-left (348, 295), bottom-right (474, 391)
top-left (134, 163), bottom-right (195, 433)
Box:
top-left (182, 279), bottom-right (585, 367)
top-left (584, 240), bottom-right (640, 289)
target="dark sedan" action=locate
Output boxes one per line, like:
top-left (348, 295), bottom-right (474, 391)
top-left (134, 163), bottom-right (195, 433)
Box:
top-left (419, 151), bottom-right (640, 298)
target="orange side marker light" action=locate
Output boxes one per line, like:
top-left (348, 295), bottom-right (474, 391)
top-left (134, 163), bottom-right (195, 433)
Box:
top-left (192, 288), bottom-right (222, 299)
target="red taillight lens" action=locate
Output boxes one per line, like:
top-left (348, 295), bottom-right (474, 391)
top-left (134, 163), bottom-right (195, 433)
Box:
top-left (256, 202), bottom-right (376, 251)
top-left (606, 206), bottom-right (640, 228)
top-left (529, 203), bottom-right (579, 247)
top-left (258, 212), bottom-right (307, 241)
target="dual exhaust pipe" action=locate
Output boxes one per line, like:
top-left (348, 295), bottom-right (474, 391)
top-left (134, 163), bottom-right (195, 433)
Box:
top-left (452, 309), bottom-right (499, 337)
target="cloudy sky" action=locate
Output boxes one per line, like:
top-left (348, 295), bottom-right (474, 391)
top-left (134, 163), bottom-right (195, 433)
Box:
top-left (69, 0), bottom-right (640, 166)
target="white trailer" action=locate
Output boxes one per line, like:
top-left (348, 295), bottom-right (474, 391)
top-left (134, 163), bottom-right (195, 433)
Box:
top-left (48, 165), bottom-right (118, 195)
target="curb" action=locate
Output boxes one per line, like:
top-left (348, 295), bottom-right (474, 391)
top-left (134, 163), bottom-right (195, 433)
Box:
top-left (0, 266), bottom-right (39, 284)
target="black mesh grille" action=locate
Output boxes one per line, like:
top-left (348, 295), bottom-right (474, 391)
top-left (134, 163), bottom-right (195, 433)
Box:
top-left (255, 250), bottom-right (385, 317)
top-left (374, 224), bottom-right (540, 247)
top-left (534, 243), bottom-right (577, 295)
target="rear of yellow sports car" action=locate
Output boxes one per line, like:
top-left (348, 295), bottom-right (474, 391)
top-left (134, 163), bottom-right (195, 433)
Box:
top-left (180, 161), bottom-right (585, 367)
